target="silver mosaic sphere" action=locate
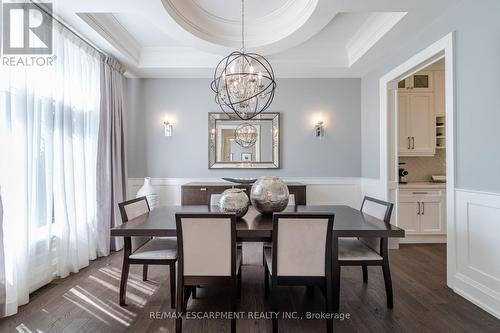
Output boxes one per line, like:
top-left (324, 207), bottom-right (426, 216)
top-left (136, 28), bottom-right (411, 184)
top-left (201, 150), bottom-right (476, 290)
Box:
top-left (219, 188), bottom-right (250, 218)
top-left (250, 176), bottom-right (289, 214)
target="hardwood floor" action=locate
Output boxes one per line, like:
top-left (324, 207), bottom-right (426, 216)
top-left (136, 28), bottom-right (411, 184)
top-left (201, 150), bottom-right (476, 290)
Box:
top-left (1, 244), bottom-right (499, 332)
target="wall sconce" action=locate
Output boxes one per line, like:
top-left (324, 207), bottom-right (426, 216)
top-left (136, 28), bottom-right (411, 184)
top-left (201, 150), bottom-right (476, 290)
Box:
top-left (315, 120), bottom-right (324, 137)
top-left (164, 121), bottom-right (173, 137)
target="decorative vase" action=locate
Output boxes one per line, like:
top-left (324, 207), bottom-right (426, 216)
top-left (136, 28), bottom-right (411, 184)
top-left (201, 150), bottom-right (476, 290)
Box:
top-left (136, 177), bottom-right (159, 210)
top-left (250, 176), bottom-right (289, 214)
top-left (219, 188), bottom-right (250, 218)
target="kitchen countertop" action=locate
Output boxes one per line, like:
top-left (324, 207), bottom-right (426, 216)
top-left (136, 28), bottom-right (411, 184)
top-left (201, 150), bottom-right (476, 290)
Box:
top-left (398, 182), bottom-right (446, 189)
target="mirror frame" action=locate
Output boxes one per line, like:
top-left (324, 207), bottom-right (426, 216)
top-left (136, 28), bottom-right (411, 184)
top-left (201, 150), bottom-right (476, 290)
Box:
top-left (208, 112), bottom-right (280, 169)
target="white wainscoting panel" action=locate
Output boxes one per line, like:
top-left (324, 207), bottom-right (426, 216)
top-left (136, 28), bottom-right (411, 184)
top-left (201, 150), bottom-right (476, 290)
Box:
top-left (455, 188), bottom-right (500, 319)
top-left (128, 177), bottom-right (362, 208)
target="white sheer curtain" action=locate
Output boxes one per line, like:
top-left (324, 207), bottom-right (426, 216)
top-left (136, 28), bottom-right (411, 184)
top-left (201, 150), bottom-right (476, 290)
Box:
top-left (0, 26), bottom-right (102, 316)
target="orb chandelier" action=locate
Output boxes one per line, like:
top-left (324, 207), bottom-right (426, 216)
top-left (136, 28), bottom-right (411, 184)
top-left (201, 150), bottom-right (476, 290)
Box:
top-left (211, 0), bottom-right (277, 121)
top-left (234, 123), bottom-right (258, 148)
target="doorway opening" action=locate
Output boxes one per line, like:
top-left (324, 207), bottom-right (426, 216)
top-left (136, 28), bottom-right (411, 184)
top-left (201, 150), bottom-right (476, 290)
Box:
top-left (379, 33), bottom-right (455, 287)
top-left (396, 58), bottom-right (447, 244)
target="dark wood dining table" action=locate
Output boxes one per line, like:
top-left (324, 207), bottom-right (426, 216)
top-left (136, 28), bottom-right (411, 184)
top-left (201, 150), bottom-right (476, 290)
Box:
top-left (111, 204), bottom-right (405, 312)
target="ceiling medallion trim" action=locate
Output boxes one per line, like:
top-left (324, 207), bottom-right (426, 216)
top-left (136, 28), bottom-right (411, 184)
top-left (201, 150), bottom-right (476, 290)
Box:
top-left (161, 0), bottom-right (321, 49)
top-left (189, 0), bottom-right (299, 25)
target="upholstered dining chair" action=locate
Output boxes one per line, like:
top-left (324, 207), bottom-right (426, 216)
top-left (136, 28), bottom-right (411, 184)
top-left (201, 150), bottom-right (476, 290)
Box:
top-left (264, 213), bottom-right (335, 333)
top-left (175, 213), bottom-right (242, 333)
top-left (118, 197), bottom-right (177, 308)
top-left (337, 196), bottom-right (394, 308)
top-left (261, 194), bottom-right (297, 263)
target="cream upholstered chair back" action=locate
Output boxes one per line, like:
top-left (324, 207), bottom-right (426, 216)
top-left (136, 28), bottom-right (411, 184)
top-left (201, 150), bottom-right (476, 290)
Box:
top-left (176, 213), bottom-right (236, 277)
top-left (273, 214), bottom-right (334, 277)
top-left (118, 197), bottom-right (151, 252)
top-left (210, 194), bottom-right (222, 206)
top-left (287, 194), bottom-right (296, 206)
top-left (359, 196), bottom-right (394, 254)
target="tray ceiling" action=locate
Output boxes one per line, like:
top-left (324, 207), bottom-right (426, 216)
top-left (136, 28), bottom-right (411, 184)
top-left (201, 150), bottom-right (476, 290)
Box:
top-left (50, 0), bottom-right (459, 77)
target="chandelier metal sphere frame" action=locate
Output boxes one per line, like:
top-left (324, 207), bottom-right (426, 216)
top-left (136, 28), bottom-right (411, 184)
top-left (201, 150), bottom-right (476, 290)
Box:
top-left (234, 122), bottom-right (258, 148)
top-left (211, 0), bottom-right (277, 121)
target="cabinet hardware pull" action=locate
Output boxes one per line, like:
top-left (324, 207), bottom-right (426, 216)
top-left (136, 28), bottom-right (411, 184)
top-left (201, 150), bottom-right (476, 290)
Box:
top-left (412, 191), bottom-right (428, 194)
top-left (422, 202), bottom-right (425, 215)
top-left (407, 137), bottom-right (411, 149)
top-left (417, 202), bottom-right (420, 215)
top-left (200, 188), bottom-right (207, 191)
top-left (411, 136), bottom-right (415, 149)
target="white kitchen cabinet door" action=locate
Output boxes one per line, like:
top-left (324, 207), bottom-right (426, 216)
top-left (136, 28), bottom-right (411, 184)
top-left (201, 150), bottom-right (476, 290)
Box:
top-left (397, 93), bottom-right (411, 154)
top-left (397, 71), bottom-right (434, 92)
top-left (434, 70), bottom-right (445, 116)
top-left (410, 71), bottom-right (434, 92)
top-left (420, 200), bottom-right (446, 234)
top-left (398, 201), bottom-right (419, 234)
top-left (408, 93), bottom-right (435, 155)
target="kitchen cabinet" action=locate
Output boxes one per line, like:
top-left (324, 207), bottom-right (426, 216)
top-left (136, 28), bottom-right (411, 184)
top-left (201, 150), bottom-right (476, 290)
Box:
top-left (397, 200), bottom-right (419, 233)
top-left (398, 71), bottom-right (434, 92)
top-left (419, 200), bottom-right (444, 233)
top-left (434, 70), bottom-right (445, 116)
top-left (398, 187), bottom-right (446, 242)
top-left (398, 92), bottom-right (436, 156)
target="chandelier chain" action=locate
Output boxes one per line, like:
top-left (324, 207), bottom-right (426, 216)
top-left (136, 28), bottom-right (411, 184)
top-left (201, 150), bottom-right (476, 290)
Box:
top-left (241, 0), bottom-right (245, 52)
top-left (211, 0), bottom-right (276, 120)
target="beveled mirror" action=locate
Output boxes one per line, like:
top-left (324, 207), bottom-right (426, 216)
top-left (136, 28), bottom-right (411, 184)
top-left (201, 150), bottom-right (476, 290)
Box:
top-left (208, 112), bottom-right (280, 169)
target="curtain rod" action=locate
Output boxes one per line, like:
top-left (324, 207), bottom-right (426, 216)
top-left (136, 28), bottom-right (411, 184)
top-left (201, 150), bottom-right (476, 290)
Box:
top-left (30, 0), bottom-right (107, 58)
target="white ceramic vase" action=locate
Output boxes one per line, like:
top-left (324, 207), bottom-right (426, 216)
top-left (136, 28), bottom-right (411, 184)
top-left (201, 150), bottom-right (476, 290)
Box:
top-left (136, 177), bottom-right (159, 210)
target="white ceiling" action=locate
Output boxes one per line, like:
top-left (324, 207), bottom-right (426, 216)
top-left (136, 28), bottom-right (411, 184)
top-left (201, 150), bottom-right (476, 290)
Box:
top-left (51, 0), bottom-right (458, 78)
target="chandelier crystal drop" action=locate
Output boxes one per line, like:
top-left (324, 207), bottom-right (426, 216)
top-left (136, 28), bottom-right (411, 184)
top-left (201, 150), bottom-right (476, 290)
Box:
top-left (211, 0), bottom-right (276, 120)
top-left (234, 123), bottom-right (258, 148)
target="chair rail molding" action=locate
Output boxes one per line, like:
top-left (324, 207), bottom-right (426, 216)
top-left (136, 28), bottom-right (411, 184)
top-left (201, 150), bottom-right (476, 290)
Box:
top-left (128, 177), bottom-right (362, 208)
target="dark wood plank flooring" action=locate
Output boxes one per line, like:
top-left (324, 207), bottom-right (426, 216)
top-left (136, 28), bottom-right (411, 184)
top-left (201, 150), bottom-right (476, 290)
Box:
top-left (1, 244), bottom-right (499, 332)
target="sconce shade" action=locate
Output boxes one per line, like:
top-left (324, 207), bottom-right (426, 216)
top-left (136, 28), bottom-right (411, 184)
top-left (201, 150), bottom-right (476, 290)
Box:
top-left (164, 121), bottom-right (173, 137)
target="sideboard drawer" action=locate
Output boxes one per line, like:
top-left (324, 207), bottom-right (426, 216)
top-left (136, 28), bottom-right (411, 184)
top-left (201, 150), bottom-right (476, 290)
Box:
top-left (181, 183), bottom-right (307, 205)
top-left (181, 187), bottom-right (209, 205)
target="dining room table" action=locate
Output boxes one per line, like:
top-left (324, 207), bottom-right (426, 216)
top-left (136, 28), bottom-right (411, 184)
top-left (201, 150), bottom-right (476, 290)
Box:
top-left (111, 204), bottom-right (405, 312)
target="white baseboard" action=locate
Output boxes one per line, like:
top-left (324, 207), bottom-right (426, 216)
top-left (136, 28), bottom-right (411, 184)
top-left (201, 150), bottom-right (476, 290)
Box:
top-left (400, 234), bottom-right (446, 244)
top-left (128, 177), bottom-right (363, 208)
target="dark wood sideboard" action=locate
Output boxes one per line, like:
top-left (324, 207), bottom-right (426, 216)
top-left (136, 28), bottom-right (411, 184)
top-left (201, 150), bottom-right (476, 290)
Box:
top-left (181, 182), bottom-right (307, 205)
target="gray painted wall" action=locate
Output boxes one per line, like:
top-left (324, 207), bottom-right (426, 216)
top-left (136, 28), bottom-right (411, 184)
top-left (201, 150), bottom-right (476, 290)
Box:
top-left (361, 0), bottom-right (500, 192)
top-left (126, 78), bottom-right (361, 178)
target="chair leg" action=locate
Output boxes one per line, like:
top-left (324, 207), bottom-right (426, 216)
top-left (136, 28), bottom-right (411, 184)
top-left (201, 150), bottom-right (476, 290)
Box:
top-left (264, 265), bottom-right (269, 298)
top-left (362, 265), bottom-right (368, 283)
top-left (170, 264), bottom-right (176, 309)
top-left (237, 267), bottom-right (242, 300)
top-left (176, 276), bottom-right (183, 333)
top-left (142, 264), bottom-right (148, 281)
top-left (332, 264), bottom-right (341, 313)
top-left (183, 287), bottom-right (191, 313)
top-left (382, 262), bottom-right (394, 308)
top-left (271, 280), bottom-right (278, 333)
top-left (325, 279), bottom-right (333, 333)
top-left (231, 279), bottom-right (237, 333)
top-left (119, 260), bottom-right (130, 306)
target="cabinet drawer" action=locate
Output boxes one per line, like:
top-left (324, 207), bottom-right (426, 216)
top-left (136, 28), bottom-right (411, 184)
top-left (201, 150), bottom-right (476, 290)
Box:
top-left (399, 189), bottom-right (444, 198)
top-left (181, 187), bottom-right (209, 205)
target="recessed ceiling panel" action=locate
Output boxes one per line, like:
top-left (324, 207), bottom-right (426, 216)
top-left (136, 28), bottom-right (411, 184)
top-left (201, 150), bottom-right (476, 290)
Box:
top-left (161, 0), bottom-right (338, 54)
